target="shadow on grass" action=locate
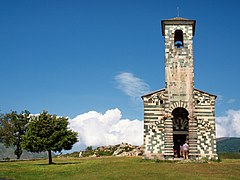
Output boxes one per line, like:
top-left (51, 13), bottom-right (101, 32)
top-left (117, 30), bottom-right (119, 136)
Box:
top-left (35, 162), bottom-right (82, 166)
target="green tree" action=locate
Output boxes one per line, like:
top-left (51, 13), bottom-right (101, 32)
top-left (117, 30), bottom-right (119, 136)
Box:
top-left (0, 110), bottom-right (30, 159)
top-left (0, 113), bottom-right (12, 145)
top-left (86, 146), bottom-right (93, 151)
top-left (22, 111), bottom-right (78, 164)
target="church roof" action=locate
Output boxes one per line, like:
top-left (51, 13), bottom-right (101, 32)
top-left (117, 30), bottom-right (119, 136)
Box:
top-left (141, 88), bottom-right (217, 98)
top-left (194, 88), bottom-right (217, 98)
top-left (168, 17), bottom-right (189, 21)
top-left (141, 88), bottom-right (165, 99)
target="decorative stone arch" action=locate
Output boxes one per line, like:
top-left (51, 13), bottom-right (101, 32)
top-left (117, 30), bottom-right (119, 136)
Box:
top-left (172, 108), bottom-right (189, 131)
top-left (169, 101), bottom-right (188, 113)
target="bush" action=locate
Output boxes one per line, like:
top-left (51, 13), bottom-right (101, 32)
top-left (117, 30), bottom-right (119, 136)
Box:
top-left (96, 151), bottom-right (113, 156)
top-left (3, 157), bottom-right (10, 161)
top-left (82, 150), bottom-right (94, 157)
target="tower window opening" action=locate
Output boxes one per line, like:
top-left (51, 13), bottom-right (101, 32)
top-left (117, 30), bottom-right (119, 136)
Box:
top-left (174, 30), bottom-right (184, 48)
top-left (160, 100), bottom-right (164, 104)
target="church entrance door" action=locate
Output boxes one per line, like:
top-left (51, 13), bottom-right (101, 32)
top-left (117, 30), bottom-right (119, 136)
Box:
top-left (172, 108), bottom-right (189, 158)
top-left (173, 133), bottom-right (187, 158)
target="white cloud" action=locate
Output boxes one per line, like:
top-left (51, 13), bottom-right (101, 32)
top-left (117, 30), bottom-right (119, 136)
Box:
top-left (216, 109), bottom-right (240, 137)
top-left (227, 98), bottom-right (236, 104)
top-left (115, 72), bottom-right (150, 101)
top-left (69, 108), bottom-right (143, 149)
top-left (217, 95), bottom-right (223, 101)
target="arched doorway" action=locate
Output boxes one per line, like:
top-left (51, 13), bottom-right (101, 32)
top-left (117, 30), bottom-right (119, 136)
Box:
top-left (172, 107), bottom-right (189, 158)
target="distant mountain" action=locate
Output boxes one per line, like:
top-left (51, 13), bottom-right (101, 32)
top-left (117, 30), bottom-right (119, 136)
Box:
top-left (0, 143), bottom-right (48, 160)
top-left (216, 137), bottom-right (240, 153)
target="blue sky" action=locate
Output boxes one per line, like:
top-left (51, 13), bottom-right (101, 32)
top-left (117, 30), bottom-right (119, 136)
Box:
top-left (0, 0), bottom-right (240, 122)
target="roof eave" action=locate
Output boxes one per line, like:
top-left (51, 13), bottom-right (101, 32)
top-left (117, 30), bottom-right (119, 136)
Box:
top-left (141, 88), bottom-right (165, 99)
top-left (161, 18), bottom-right (196, 36)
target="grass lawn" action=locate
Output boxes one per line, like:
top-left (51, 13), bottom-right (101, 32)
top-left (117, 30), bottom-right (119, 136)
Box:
top-left (0, 156), bottom-right (240, 180)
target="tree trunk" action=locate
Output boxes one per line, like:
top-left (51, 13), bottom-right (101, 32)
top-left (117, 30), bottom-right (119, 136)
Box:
top-left (17, 154), bottom-right (20, 159)
top-left (48, 150), bottom-right (53, 164)
top-left (15, 146), bottom-right (22, 159)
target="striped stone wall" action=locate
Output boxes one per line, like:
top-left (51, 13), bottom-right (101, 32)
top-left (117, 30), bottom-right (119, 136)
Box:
top-left (193, 89), bottom-right (218, 160)
top-left (143, 89), bottom-right (218, 160)
top-left (142, 89), bottom-right (167, 159)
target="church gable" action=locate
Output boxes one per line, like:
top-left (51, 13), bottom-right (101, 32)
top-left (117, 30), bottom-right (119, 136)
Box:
top-left (193, 88), bottom-right (216, 120)
top-left (142, 89), bottom-right (166, 105)
top-left (142, 88), bottom-right (167, 124)
top-left (194, 89), bottom-right (216, 107)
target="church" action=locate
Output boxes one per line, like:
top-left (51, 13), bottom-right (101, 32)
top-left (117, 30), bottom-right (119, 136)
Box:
top-left (142, 17), bottom-right (218, 160)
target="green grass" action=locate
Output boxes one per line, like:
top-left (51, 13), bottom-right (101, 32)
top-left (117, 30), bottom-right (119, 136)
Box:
top-left (0, 156), bottom-right (240, 180)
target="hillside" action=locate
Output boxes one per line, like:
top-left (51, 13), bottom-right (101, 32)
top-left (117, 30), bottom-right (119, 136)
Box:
top-left (216, 137), bottom-right (240, 153)
top-left (0, 143), bottom-right (48, 160)
top-left (61, 143), bottom-right (144, 158)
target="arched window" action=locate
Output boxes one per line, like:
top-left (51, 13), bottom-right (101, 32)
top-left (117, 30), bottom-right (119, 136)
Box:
top-left (174, 30), bottom-right (184, 48)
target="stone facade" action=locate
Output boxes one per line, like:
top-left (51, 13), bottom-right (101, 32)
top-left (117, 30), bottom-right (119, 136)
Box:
top-left (142, 17), bottom-right (218, 160)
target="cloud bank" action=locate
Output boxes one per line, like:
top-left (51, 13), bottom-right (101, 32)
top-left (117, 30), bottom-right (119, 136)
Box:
top-left (115, 72), bottom-right (150, 101)
top-left (216, 109), bottom-right (240, 138)
top-left (69, 108), bottom-right (143, 148)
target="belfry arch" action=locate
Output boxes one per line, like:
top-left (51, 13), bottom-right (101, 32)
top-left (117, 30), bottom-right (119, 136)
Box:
top-left (174, 30), bottom-right (184, 48)
top-left (172, 107), bottom-right (189, 158)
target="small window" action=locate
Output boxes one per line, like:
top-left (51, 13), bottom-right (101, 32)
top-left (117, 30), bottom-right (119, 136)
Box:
top-left (174, 30), bottom-right (184, 48)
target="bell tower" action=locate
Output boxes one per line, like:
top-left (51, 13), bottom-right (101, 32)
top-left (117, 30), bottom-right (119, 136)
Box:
top-left (161, 17), bottom-right (197, 159)
top-left (162, 17), bottom-right (195, 117)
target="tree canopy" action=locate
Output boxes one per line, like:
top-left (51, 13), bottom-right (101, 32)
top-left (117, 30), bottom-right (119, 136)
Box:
top-left (22, 111), bottom-right (78, 164)
top-left (0, 110), bottom-right (30, 159)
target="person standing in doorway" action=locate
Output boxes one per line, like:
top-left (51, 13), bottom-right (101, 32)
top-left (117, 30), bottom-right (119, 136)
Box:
top-left (180, 144), bottom-right (183, 157)
top-left (183, 141), bottom-right (189, 159)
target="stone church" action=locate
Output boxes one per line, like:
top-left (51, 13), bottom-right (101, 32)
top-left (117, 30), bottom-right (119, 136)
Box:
top-left (142, 17), bottom-right (218, 160)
